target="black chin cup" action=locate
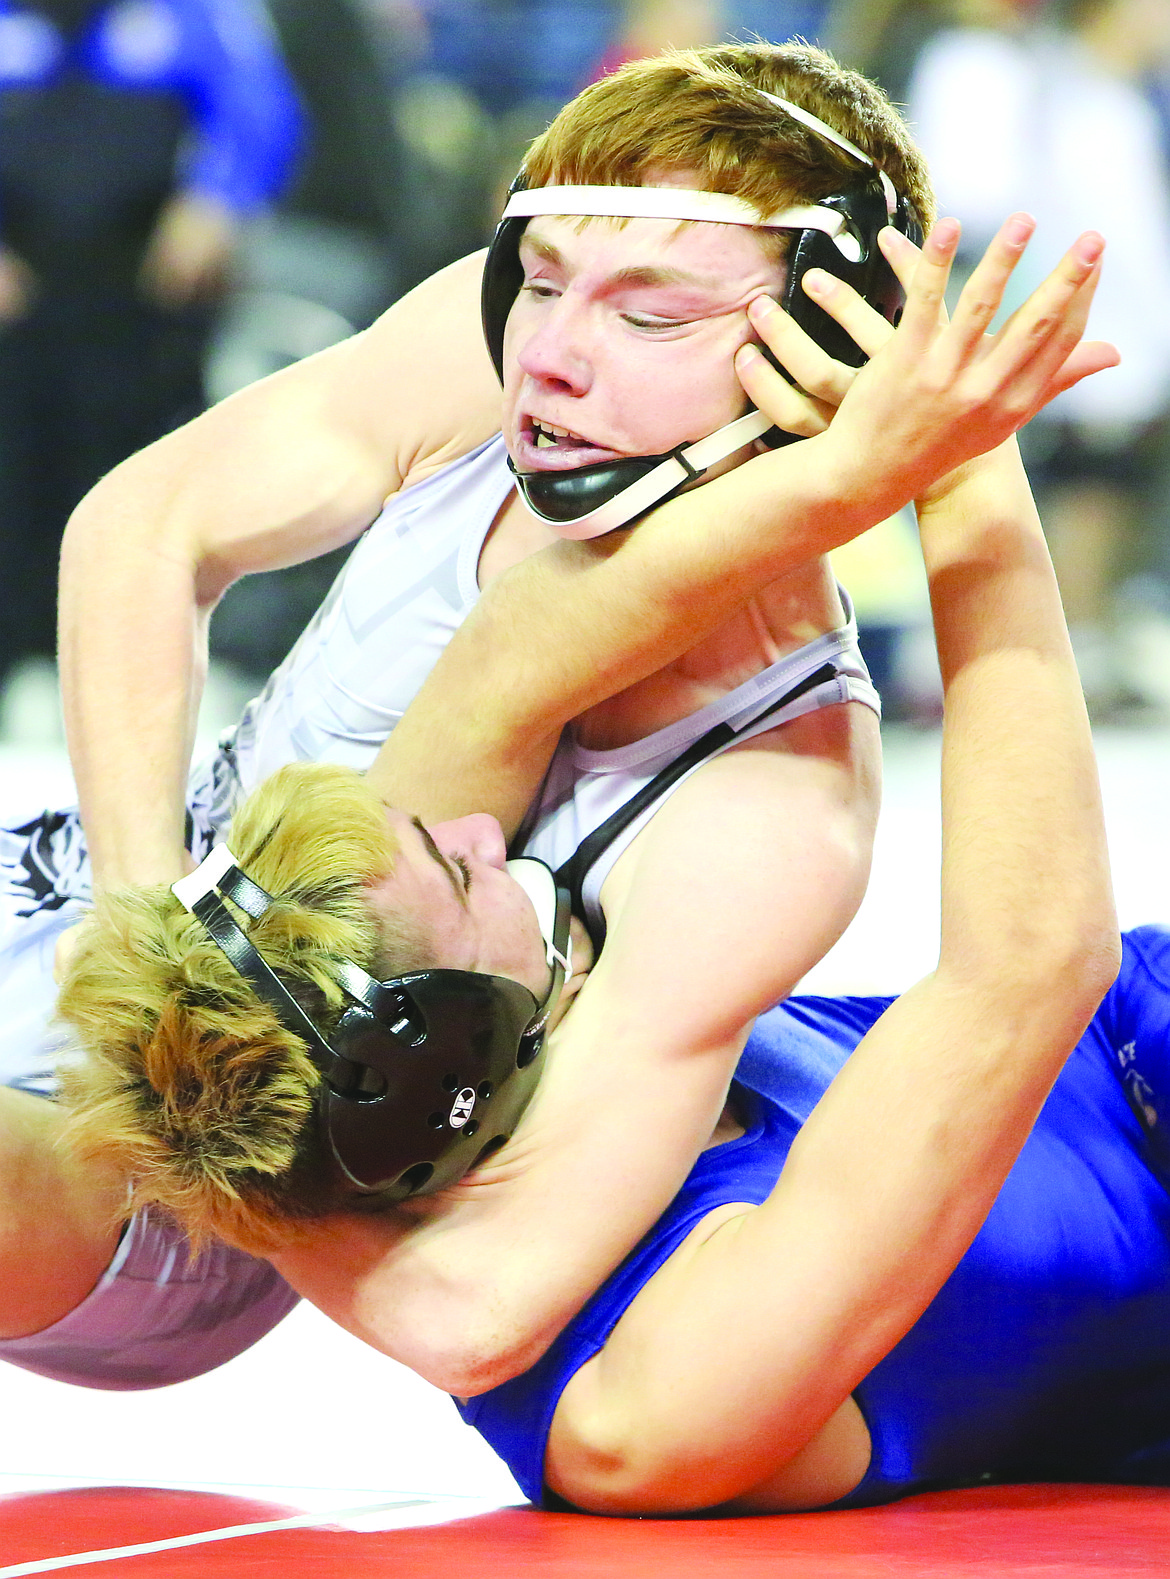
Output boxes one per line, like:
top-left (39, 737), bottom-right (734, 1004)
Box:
top-left (508, 448), bottom-right (693, 528)
top-left (319, 969), bottom-right (546, 1204)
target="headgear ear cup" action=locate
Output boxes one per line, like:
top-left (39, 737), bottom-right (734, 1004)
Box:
top-left (761, 181), bottom-right (919, 449)
top-left (481, 174), bottom-right (529, 381)
top-left (172, 847), bottom-right (572, 1204)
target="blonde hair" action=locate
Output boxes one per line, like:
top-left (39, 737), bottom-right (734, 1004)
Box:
top-left (523, 41), bottom-right (935, 247)
top-left (58, 762), bottom-right (432, 1255)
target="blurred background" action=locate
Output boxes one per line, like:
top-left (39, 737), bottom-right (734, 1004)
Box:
top-left (2, 0), bottom-right (1169, 745)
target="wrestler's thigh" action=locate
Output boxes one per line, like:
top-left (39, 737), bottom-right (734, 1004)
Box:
top-left (0, 1087), bottom-right (124, 1338)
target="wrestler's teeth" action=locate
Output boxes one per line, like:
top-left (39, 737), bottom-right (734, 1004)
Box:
top-left (533, 419), bottom-right (581, 447)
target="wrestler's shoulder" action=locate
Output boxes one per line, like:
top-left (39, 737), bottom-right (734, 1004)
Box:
top-left (342, 251), bottom-right (504, 487)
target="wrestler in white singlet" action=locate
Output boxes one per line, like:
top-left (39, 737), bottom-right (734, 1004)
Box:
top-left (0, 433), bottom-right (876, 1388)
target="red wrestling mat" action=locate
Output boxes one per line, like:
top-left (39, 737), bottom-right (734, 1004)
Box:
top-left (3, 1483), bottom-right (1170, 1578)
top-left (0, 1486), bottom-right (303, 1568)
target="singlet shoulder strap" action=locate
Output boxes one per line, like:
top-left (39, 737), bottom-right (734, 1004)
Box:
top-left (553, 660), bottom-right (839, 920)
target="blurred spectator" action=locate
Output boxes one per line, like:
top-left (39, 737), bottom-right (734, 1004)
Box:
top-left (0, 0), bottom-right (301, 727)
top-left (831, 0), bottom-right (964, 100)
top-left (206, 0), bottom-right (417, 690)
top-left (391, 0), bottom-right (620, 258)
top-left (609, 2), bottom-right (837, 62)
top-left (204, 0), bottom-right (409, 418)
top-left (908, 0), bottom-right (1170, 713)
top-left (606, 0), bottom-right (721, 59)
top-left (258, 0), bottom-right (408, 307)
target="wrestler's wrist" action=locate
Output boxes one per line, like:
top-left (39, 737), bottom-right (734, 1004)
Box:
top-left (914, 439), bottom-right (1044, 581)
top-left (87, 834), bottom-right (194, 895)
top-left (914, 438), bottom-right (1024, 517)
top-left (799, 431), bottom-right (911, 546)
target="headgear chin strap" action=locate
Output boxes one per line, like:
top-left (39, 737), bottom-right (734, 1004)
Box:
top-left (482, 89), bottom-right (920, 539)
top-left (171, 844), bottom-right (571, 1205)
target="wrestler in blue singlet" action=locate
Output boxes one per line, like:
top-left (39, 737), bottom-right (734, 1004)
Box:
top-left (457, 925), bottom-right (1170, 1507)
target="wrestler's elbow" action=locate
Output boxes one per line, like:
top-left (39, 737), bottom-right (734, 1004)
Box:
top-left (937, 905), bottom-right (1120, 1067)
top-left (544, 1391), bottom-right (757, 1517)
top-left (1063, 920), bottom-right (1123, 1008)
top-left (1056, 924), bottom-right (1122, 1051)
top-left (378, 1276), bottom-right (560, 1396)
top-left (405, 1317), bottom-right (553, 1397)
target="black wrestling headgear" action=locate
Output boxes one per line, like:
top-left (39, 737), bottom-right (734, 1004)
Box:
top-left (171, 845), bottom-right (571, 1204)
top-left (482, 89), bottom-right (921, 539)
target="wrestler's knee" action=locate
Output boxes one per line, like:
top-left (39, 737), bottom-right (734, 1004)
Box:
top-left (0, 1087), bottom-right (125, 1338)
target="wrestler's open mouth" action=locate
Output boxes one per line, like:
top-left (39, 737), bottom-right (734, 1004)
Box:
top-left (515, 416), bottom-right (622, 471)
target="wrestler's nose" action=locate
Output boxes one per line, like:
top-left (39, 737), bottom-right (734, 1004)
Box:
top-left (515, 300), bottom-right (593, 394)
top-left (428, 814), bottom-right (508, 870)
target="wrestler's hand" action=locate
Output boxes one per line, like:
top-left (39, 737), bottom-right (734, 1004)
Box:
top-left (736, 214), bottom-right (1119, 521)
top-left (734, 288), bottom-right (855, 441)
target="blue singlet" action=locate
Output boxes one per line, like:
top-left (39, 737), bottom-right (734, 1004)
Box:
top-left (456, 926), bottom-right (1170, 1507)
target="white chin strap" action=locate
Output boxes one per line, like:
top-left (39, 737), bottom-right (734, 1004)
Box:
top-left (505, 858), bottom-right (572, 974)
top-left (520, 409), bottom-right (774, 540)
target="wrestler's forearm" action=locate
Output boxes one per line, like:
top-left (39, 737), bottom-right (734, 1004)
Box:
top-left (566, 444), bottom-right (1120, 1514)
top-left (365, 446), bottom-right (855, 831)
top-left (59, 499), bottom-right (207, 888)
top-left (59, 421), bottom-right (382, 889)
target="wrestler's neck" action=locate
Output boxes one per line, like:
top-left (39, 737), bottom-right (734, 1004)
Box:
top-left (479, 487), bottom-right (845, 753)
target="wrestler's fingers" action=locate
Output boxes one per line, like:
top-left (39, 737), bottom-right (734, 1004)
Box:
top-left (1042, 339), bottom-right (1121, 400)
top-left (943, 212), bottom-right (1036, 364)
top-left (996, 262), bottom-right (1107, 410)
top-left (1004, 333), bottom-right (1119, 429)
top-left (888, 217), bottom-right (960, 347)
top-left (982, 253), bottom-right (1115, 429)
top-left (876, 223), bottom-right (922, 296)
top-left (745, 293), bottom-right (858, 406)
top-left (734, 342), bottom-right (835, 437)
top-left (986, 231), bottom-right (1106, 379)
top-left (798, 268), bottom-right (897, 361)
